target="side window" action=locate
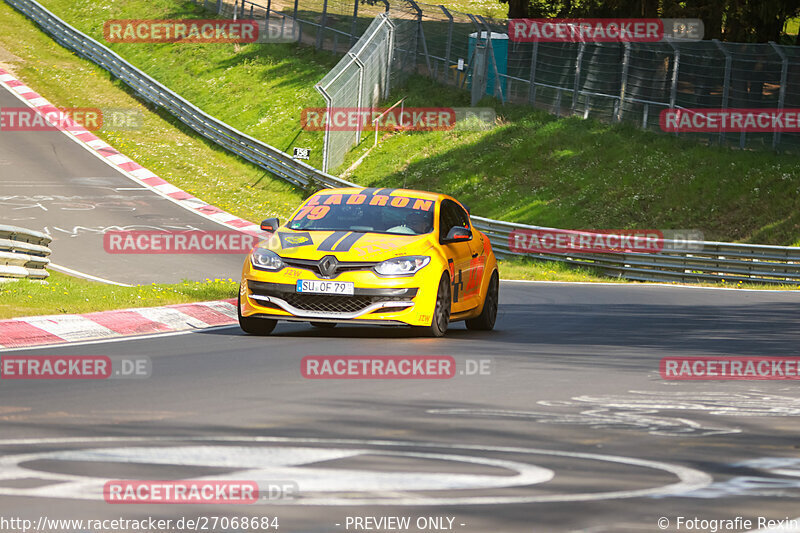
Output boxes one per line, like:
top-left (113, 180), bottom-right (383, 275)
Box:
top-left (439, 200), bottom-right (469, 242)
top-left (454, 203), bottom-right (470, 230)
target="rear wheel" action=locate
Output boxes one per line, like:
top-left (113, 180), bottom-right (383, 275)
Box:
top-left (238, 293), bottom-right (277, 335)
top-left (466, 270), bottom-right (498, 331)
top-left (419, 273), bottom-right (451, 337)
top-left (310, 322), bottom-right (337, 329)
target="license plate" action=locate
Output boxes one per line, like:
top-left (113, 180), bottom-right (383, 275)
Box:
top-left (296, 280), bottom-right (354, 295)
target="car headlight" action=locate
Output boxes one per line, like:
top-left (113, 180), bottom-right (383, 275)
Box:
top-left (251, 248), bottom-right (284, 271)
top-left (374, 256), bottom-right (430, 276)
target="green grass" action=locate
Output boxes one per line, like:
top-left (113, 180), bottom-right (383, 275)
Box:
top-left (0, 272), bottom-right (238, 319)
top-left (497, 257), bottom-right (620, 282)
top-left (2, 0), bottom-right (798, 303)
top-left (0, 0), bottom-right (306, 223)
top-left (31, 0), bottom-right (800, 246)
top-left (28, 0), bottom-right (800, 246)
top-left (344, 78), bottom-right (800, 246)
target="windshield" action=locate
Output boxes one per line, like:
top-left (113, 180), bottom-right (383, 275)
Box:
top-left (287, 193), bottom-right (435, 235)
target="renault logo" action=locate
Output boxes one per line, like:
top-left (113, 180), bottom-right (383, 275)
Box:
top-left (318, 255), bottom-right (338, 278)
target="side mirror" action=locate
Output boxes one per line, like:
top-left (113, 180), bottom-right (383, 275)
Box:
top-left (442, 226), bottom-right (472, 244)
top-left (260, 217), bottom-right (280, 232)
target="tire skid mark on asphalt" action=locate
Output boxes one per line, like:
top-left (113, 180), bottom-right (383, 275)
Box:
top-left (429, 391), bottom-right (800, 437)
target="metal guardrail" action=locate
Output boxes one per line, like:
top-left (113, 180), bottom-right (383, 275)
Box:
top-left (0, 225), bottom-right (51, 280)
top-left (7, 0), bottom-right (800, 286)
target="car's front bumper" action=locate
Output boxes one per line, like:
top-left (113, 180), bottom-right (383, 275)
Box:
top-left (239, 261), bottom-right (439, 326)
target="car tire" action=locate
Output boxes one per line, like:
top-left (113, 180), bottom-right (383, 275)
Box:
top-left (310, 322), bottom-right (337, 329)
top-left (419, 272), bottom-right (451, 338)
top-left (466, 270), bottom-right (498, 331)
top-left (238, 294), bottom-right (277, 335)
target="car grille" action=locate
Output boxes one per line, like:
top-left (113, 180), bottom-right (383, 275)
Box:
top-left (281, 293), bottom-right (399, 314)
top-left (248, 281), bottom-right (416, 315)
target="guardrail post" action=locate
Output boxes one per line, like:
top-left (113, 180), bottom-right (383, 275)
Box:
top-left (617, 42), bottom-right (630, 122)
top-left (528, 41), bottom-right (538, 105)
top-left (572, 42), bottom-right (585, 112)
top-left (770, 41), bottom-right (788, 151)
top-left (713, 39), bottom-right (732, 146)
top-left (440, 5), bottom-right (454, 83)
top-left (316, 0), bottom-right (328, 50)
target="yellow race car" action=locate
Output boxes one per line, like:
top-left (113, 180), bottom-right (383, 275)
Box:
top-left (238, 187), bottom-right (498, 337)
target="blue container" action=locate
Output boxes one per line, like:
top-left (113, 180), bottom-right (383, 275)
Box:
top-left (468, 31), bottom-right (508, 98)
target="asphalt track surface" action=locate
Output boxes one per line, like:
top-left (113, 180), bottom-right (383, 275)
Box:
top-left (3, 282), bottom-right (800, 532)
top-left (0, 84), bottom-right (247, 285)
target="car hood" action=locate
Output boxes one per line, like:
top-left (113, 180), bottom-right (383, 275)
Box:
top-left (259, 229), bottom-right (435, 262)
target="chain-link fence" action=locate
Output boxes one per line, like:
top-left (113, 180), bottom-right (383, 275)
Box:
top-left (315, 14), bottom-right (394, 172)
top-left (199, 0), bottom-right (800, 153)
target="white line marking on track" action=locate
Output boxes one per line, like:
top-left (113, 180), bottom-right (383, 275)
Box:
top-left (500, 279), bottom-right (800, 293)
top-left (48, 263), bottom-right (132, 287)
top-left (0, 435), bottom-right (712, 506)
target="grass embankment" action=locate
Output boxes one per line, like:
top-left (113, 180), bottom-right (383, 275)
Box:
top-left (34, 0), bottom-right (800, 246)
top-left (0, 273), bottom-right (238, 319)
top-left (0, 0), bottom-right (796, 309)
top-left (0, 0), bottom-right (307, 223)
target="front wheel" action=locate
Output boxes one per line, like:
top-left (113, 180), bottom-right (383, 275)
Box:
top-left (466, 270), bottom-right (498, 331)
top-left (418, 272), bottom-right (451, 337)
top-left (238, 293), bottom-right (277, 335)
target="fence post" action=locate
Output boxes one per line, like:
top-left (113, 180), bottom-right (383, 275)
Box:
top-left (293, 0), bottom-right (298, 21)
top-left (216, 0), bottom-right (222, 14)
top-left (770, 41), bottom-right (788, 151)
top-left (317, 84), bottom-right (332, 173)
top-left (554, 87), bottom-right (562, 114)
top-left (572, 42), bottom-right (585, 112)
top-left (667, 40), bottom-right (680, 137)
top-left (528, 41), bottom-right (538, 105)
top-left (617, 42), bottom-right (630, 122)
top-left (440, 5), bottom-right (454, 83)
top-left (405, 0), bottom-right (432, 75)
top-left (265, 0), bottom-right (270, 20)
top-left (713, 39), bottom-right (732, 146)
top-left (384, 14), bottom-right (396, 98)
top-left (316, 0), bottom-right (328, 50)
top-left (349, 0), bottom-right (359, 48)
top-left (350, 52), bottom-right (365, 139)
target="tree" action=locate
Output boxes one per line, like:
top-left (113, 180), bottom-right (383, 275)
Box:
top-left (498, 0), bottom-right (800, 43)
